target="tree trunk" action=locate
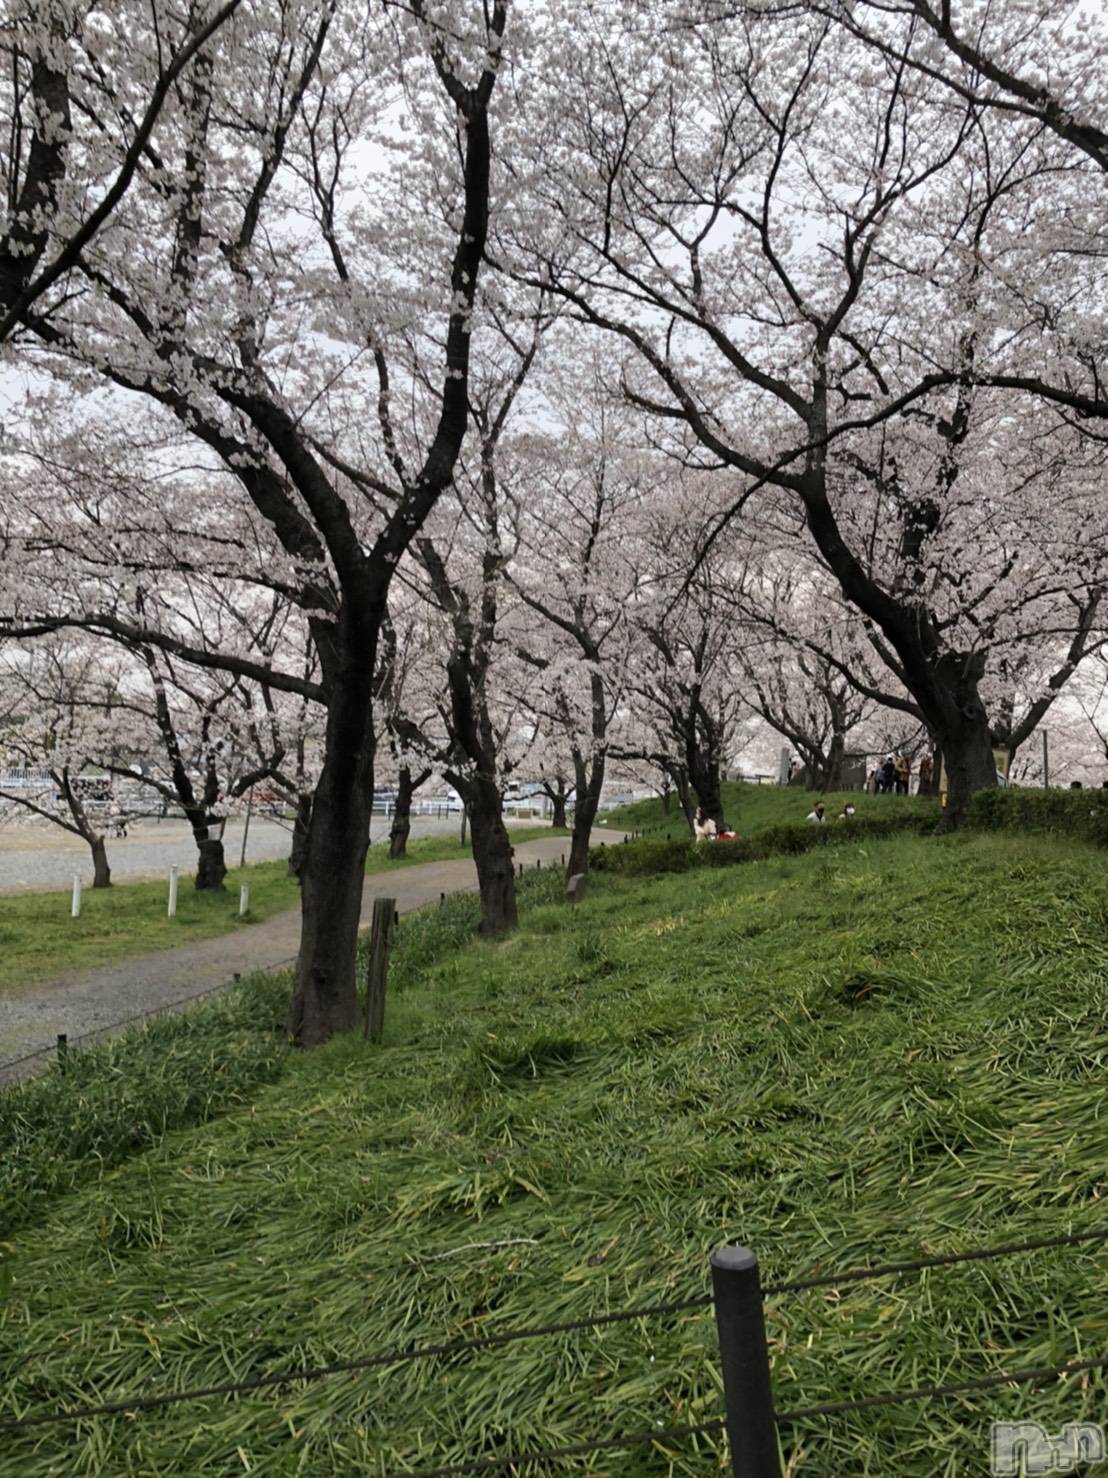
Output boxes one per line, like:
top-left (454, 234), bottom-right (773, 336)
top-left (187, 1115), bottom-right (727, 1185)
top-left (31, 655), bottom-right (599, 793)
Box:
top-left (673, 767), bottom-right (695, 832)
top-left (195, 834), bottom-right (227, 890)
top-left (568, 751), bottom-right (605, 880)
top-left (938, 720), bottom-right (996, 826)
top-left (389, 766), bottom-right (416, 859)
top-left (90, 833), bottom-right (111, 889)
top-left (288, 793), bottom-right (312, 877)
top-left (690, 761), bottom-right (724, 831)
top-left (551, 794), bottom-right (567, 829)
top-left (286, 657), bottom-right (375, 1047)
top-left (467, 776), bottom-right (517, 936)
top-left (823, 730), bottom-right (846, 792)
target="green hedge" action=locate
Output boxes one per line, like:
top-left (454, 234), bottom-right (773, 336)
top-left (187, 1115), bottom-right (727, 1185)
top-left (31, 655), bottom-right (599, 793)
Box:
top-left (967, 786), bottom-right (1108, 846)
top-left (590, 810), bottom-right (939, 877)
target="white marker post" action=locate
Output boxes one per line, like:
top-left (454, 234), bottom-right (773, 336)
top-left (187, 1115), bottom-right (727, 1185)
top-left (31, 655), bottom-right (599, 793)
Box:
top-left (167, 864), bottom-right (179, 918)
top-left (239, 884), bottom-right (249, 917)
top-left (71, 874), bottom-right (81, 919)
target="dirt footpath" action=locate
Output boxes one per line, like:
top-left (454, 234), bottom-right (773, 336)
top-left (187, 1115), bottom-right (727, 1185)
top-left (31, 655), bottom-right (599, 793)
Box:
top-left (0, 831), bottom-right (614, 1081)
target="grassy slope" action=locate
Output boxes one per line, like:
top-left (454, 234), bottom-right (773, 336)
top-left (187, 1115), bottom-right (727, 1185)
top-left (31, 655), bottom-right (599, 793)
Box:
top-left (2, 830), bottom-right (1108, 1474)
top-left (600, 779), bottom-right (932, 835)
top-left (0, 825), bottom-right (565, 994)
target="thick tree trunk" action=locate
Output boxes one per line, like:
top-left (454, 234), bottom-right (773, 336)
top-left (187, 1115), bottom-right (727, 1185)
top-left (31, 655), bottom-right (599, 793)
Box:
top-left (690, 761), bottom-right (724, 831)
top-left (288, 793), bottom-right (312, 878)
top-left (551, 793), bottom-right (568, 829)
top-left (195, 834), bottom-right (227, 890)
top-left (90, 834), bottom-right (111, 889)
top-left (568, 751), bottom-right (605, 880)
top-left (466, 775), bottom-right (517, 936)
top-left (286, 659), bottom-right (375, 1047)
top-left (823, 730), bottom-right (846, 792)
top-left (937, 720), bottom-right (996, 826)
top-left (389, 766), bottom-right (417, 859)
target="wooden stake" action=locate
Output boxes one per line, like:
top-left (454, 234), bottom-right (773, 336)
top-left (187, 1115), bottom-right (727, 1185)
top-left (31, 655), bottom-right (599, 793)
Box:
top-left (364, 896), bottom-right (395, 1044)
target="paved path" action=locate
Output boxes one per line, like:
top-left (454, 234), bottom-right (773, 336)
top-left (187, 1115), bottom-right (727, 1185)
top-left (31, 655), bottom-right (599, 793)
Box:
top-left (0, 830), bottom-right (613, 1082)
top-left (0, 814), bottom-right (462, 893)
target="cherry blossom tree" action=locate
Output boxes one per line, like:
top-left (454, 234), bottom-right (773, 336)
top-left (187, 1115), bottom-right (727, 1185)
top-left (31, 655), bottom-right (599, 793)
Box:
top-left (511, 365), bottom-right (644, 879)
top-left (0, 634), bottom-right (131, 886)
top-left (507, 4), bottom-right (1107, 821)
top-left (0, 0), bottom-right (244, 339)
top-left (1, 0), bottom-right (508, 1044)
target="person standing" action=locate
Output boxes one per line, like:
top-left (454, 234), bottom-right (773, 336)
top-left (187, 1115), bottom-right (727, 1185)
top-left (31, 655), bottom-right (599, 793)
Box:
top-left (895, 753), bottom-right (911, 795)
top-left (917, 752), bottom-right (933, 794)
top-left (879, 755), bottom-right (896, 793)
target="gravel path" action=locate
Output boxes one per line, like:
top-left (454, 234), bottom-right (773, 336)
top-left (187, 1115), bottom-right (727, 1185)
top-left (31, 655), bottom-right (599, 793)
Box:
top-left (0, 830), bottom-right (612, 1083)
top-left (0, 813), bottom-right (462, 893)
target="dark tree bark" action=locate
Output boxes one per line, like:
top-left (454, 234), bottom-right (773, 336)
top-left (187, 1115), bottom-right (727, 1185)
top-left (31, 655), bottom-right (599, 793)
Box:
top-left (568, 742), bottom-right (605, 880)
top-left (685, 715), bottom-right (725, 831)
top-left (195, 834), bottom-right (227, 890)
top-left (288, 793), bottom-right (312, 877)
top-left (90, 833), bottom-right (112, 889)
top-left (538, 772), bottom-right (572, 829)
top-left (466, 770), bottom-right (517, 936)
top-left (287, 637), bottom-right (377, 1045)
top-left (388, 764), bottom-right (431, 859)
top-left (822, 728), bottom-right (847, 792)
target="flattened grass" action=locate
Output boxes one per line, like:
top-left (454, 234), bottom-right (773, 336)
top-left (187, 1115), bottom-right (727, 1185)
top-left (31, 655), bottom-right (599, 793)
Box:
top-left (2, 832), bottom-right (1108, 1475)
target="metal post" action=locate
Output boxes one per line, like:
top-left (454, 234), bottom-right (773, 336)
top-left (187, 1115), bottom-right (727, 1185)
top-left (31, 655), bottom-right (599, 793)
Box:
top-left (711, 1246), bottom-right (780, 1478)
top-left (56, 1033), bottom-right (68, 1071)
top-left (167, 864), bottom-right (179, 917)
top-left (71, 873), bottom-right (81, 918)
top-left (239, 884), bottom-right (249, 917)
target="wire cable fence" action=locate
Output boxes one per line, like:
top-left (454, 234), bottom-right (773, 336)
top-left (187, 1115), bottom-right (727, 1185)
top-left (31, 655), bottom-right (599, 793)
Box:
top-left (3, 1224), bottom-right (1107, 1474)
top-left (0, 956), bottom-right (300, 1080)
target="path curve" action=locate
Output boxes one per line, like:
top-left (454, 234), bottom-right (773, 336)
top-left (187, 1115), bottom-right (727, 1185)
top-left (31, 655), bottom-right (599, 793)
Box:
top-left (0, 830), bottom-right (616, 1082)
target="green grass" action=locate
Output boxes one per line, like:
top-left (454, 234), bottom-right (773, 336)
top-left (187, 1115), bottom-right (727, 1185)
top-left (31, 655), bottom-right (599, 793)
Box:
top-left (600, 779), bottom-right (932, 835)
top-left (3, 828), bottom-right (1108, 1474)
top-left (0, 824), bottom-right (566, 995)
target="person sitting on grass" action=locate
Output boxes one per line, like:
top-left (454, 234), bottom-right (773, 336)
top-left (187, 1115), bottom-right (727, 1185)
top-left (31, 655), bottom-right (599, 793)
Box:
top-left (806, 801), bottom-right (826, 824)
top-left (693, 807), bottom-right (718, 841)
top-left (837, 803), bottom-right (856, 821)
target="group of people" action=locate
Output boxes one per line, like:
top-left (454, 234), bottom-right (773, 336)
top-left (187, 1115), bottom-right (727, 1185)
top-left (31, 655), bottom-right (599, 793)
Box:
top-left (805, 801), bottom-right (855, 824)
top-left (867, 752), bottom-right (932, 795)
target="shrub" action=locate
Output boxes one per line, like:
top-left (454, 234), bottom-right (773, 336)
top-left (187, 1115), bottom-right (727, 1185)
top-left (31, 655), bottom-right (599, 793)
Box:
top-left (967, 787), bottom-right (1108, 847)
top-left (591, 809), bottom-right (938, 877)
top-left (589, 836), bottom-right (698, 876)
